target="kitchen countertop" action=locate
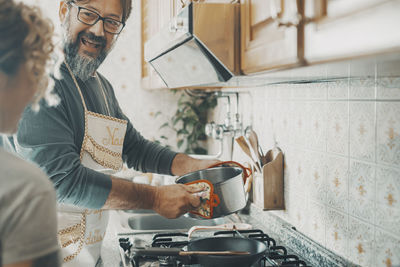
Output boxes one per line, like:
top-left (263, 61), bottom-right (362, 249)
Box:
top-left (100, 206), bottom-right (358, 267)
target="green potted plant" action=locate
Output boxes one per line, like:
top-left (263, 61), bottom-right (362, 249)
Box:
top-left (155, 90), bottom-right (218, 154)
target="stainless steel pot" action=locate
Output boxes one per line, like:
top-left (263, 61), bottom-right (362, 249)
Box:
top-left (176, 161), bottom-right (251, 219)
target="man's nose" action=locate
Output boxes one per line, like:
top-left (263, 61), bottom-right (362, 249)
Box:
top-left (89, 19), bottom-right (105, 37)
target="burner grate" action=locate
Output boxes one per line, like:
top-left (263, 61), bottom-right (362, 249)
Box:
top-left (119, 229), bottom-right (311, 266)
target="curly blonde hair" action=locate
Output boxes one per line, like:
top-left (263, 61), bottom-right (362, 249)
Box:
top-left (0, 0), bottom-right (57, 108)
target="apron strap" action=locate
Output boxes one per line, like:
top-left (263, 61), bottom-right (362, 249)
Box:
top-left (95, 73), bottom-right (111, 116)
top-left (65, 61), bottom-right (88, 112)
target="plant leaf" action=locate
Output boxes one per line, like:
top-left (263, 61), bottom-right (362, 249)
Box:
top-left (159, 122), bottom-right (169, 129)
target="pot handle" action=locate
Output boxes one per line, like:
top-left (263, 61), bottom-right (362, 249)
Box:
top-left (207, 161), bottom-right (252, 184)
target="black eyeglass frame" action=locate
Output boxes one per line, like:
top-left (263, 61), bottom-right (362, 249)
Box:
top-left (69, 1), bottom-right (125, 34)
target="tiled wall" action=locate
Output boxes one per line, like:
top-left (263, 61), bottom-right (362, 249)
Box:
top-left (221, 68), bottom-right (400, 266)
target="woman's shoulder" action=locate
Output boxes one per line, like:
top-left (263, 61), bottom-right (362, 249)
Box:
top-left (0, 148), bottom-right (54, 196)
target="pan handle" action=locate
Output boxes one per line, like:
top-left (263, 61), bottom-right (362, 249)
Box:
top-left (187, 223), bottom-right (252, 239)
top-left (207, 161), bottom-right (252, 184)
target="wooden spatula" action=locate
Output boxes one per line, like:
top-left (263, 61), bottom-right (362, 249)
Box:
top-left (235, 136), bottom-right (261, 172)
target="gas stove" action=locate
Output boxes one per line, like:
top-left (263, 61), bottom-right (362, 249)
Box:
top-left (118, 229), bottom-right (311, 267)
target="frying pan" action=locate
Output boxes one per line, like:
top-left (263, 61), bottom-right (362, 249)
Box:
top-left (131, 236), bottom-right (267, 267)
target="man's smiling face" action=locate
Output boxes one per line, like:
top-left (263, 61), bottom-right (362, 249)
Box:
top-left (59, 0), bottom-right (123, 80)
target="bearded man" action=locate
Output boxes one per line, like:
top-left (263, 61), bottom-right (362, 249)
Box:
top-left (11, 0), bottom-right (218, 266)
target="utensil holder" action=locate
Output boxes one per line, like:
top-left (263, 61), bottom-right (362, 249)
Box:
top-left (253, 148), bottom-right (284, 210)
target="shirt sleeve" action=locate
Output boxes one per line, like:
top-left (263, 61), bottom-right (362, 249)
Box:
top-left (1, 185), bottom-right (59, 265)
top-left (122, 118), bottom-right (177, 175)
top-left (99, 76), bottom-right (178, 175)
top-left (14, 93), bottom-right (112, 209)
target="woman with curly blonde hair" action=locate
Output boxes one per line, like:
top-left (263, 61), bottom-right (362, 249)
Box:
top-left (0, 0), bottom-right (61, 266)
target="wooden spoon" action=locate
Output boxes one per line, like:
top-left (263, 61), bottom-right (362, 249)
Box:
top-left (248, 130), bottom-right (263, 166)
top-left (235, 136), bottom-right (261, 172)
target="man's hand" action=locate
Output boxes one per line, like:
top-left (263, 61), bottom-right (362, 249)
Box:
top-left (152, 184), bottom-right (205, 219)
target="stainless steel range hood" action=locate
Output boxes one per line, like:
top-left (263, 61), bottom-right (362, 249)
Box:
top-left (144, 3), bottom-right (240, 88)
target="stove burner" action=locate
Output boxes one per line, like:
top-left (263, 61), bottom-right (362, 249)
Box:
top-left (159, 255), bottom-right (177, 266)
top-left (119, 229), bottom-right (311, 266)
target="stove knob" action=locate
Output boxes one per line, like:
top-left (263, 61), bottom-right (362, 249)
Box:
top-left (119, 238), bottom-right (132, 252)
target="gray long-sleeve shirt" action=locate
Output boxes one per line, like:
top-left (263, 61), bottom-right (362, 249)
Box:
top-left (12, 64), bottom-right (177, 209)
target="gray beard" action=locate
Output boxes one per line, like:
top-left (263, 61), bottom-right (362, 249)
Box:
top-left (62, 19), bottom-right (109, 81)
top-left (64, 42), bottom-right (107, 81)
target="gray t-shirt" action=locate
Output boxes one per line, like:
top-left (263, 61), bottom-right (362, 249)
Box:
top-left (0, 148), bottom-right (60, 266)
top-left (11, 64), bottom-right (177, 209)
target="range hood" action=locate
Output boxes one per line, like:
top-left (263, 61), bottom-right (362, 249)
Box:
top-left (144, 3), bottom-right (240, 88)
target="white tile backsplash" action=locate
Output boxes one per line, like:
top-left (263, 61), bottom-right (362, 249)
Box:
top-left (375, 228), bottom-right (400, 267)
top-left (218, 68), bottom-right (399, 264)
top-left (377, 102), bottom-right (400, 166)
top-left (325, 207), bottom-right (349, 258)
top-left (349, 102), bottom-right (376, 162)
top-left (327, 102), bottom-right (349, 156)
top-left (349, 78), bottom-right (376, 100)
top-left (348, 216), bottom-right (375, 267)
top-left (348, 160), bottom-right (375, 222)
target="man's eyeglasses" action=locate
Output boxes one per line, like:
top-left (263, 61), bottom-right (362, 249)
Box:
top-left (70, 2), bottom-right (125, 34)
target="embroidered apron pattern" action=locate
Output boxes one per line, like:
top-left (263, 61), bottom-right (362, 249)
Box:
top-left (57, 62), bottom-right (127, 266)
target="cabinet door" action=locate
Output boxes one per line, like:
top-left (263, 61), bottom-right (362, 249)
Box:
top-left (141, 0), bottom-right (176, 89)
top-left (305, 0), bottom-right (400, 63)
top-left (240, 0), bottom-right (304, 74)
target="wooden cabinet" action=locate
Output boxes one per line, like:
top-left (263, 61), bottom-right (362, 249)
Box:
top-left (142, 0), bottom-right (400, 87)
top-left (304, 0), bottom-right (400, 63)
top-left (141, 0), bottom-right (234, 89)
top-left (240, 0), bottom-right (305, 74)
top-left (141, 0), bottom-right (180, 89)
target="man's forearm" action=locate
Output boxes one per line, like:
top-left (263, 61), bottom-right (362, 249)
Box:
top-left (102, 176), bottom-right (156, 210)
top-left (170, 153), bottom-right (220, 176)
top-left (101, 174), bottom-right (207, 218)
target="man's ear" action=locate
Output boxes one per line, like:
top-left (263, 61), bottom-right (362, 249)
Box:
top-left (59, 1), bottom-right (68, 23)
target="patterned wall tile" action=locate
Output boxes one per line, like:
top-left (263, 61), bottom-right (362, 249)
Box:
top-left (291, 149), bottom-right (308, 196)
top-left (306, 102), bottom-right (327, 152)
top-left (349, 78), bottom-right (376, 100)
top-left (376, 59), bottom-right (400, 100)
top-left (306, 152), bottom-right (327, 205)
top-left (327, 79), bottom-right (349, 100)
top-left (326, 156), bottom-right (348, 212)
top-left (284, 189), bottom-right (297, 227)
top-left (292, 83), bottom-right (309, 100)
top-left (306, 200), bottom-right (326, 247)
top-left (283, 149), bottom-right (295, 192)
top-left (375, 228), bottom-right (400, 267)
top-left (375, 166), bottom-right (400, 237)
top-left (327, 102), bottom-right (349, 156)
top-left (377, 77), bottom-right (400, 100)
top-left (307, 82), bottom-right (327, 100)
top-left (265, 85), bottom-right (278, 99)
top-left (292, 102), bottom-right (307, 148)
top-left (349, 102), bottom-right (376, 162)
top-left (348, 217), bottom-right (375, 267)
top-left (289, 193), bottom-right (308, 235)
top-left (274, 101), bottom-right (291, 147)
top-left (325, 207), bottom-right (349, 258)
top-left (348, 160), bottom-right (375, 222)
top-left (377, 102), bottom-right (400, 166)
top-left (276, 84), bottom-right (293, 100)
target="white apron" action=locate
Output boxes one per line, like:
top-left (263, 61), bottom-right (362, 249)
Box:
top-left (58, 62), bottom-right (127, 266)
